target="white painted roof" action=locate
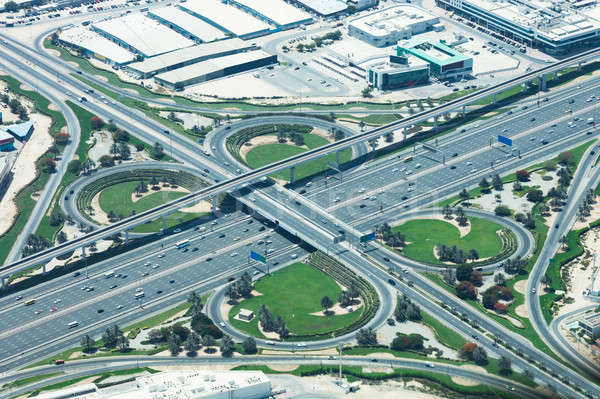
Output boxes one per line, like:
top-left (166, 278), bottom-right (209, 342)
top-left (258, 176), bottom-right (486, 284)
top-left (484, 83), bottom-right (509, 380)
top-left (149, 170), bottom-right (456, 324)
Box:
top-left (294, 0), bottom-right (347, 16)
top-left (148, 6), bottom-right (227, 42)
top-left (233, 0), bottom-right (312, 27)
top-left (58, 26), bottom-right (135, 64)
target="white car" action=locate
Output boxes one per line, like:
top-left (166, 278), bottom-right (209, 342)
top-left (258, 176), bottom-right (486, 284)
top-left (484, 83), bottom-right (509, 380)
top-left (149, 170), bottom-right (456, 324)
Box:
top-left (158, 253), bottom-right (165, 258)
top-left (230, 252), bottom-right (238, 257)
top-left (116, 305), bottom-right (124, 310)
top-left (291, 253), bottom-right (297, 259)
top-left (219, 322), bottom-right (226, 327)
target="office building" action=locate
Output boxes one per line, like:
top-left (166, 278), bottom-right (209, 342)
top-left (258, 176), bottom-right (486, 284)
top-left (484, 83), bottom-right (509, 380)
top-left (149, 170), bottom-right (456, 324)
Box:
top-left (398, 38), bottom-right (472, 79)
top-left (580, 312), bottom-right (600, 339)
top-left (348, 5), bottom-right (441, 47)
top-left (367, 54), bottom-right (430, 90)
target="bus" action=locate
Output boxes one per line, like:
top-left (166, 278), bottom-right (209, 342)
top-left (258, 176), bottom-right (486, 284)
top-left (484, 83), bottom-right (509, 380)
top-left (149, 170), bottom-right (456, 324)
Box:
top-left (104, 271), bottom-right (115, 279)
top-left (175, 239), bottom-right (190, 249)
top-left (68, 321), bottom-right (78, 328)
top-left (134, 291), bottom-right (145, 299)
top-left (24, 299), bottom-right (35, 306)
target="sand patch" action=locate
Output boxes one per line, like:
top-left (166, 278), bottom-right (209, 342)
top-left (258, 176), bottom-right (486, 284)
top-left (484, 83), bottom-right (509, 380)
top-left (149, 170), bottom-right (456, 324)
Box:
top-left (90, 191), bottom-right (111, 225)
top-left (268, 364), bottom-right (299, 372)
top-left (95, 75), bottom-right (108, 82)
top-left (257, 320), bottom-right (281, 340)
top-left (513, 279), bottom-right (527, 295)
top-left (164, 308), bottom-right (189, 324)
top-left (180, 199), bottom-right (212, 214)
top-left (19, 83), bottom-right (33, 91)
top-left (47, 102), bottom-right (59, 111)
top-left (310, 127), bottom-right (335, 143)
top-left (573, 200), bottom-right (600, 230)
top-left (261, 348), bottom-right (338, 356)
top-left (0, 113), bottom-right (53, 235)
top-left (451, 364), bottom-right (486, 386)
top-left (515, 304), bottom-right (529, 318)
top-left (309, 297), bottom-right (363, 317)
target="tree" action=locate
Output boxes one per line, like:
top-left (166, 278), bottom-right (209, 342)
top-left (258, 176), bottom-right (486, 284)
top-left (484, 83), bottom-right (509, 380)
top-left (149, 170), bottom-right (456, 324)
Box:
top-left (356, 328), bottom-right (377, 345)
top-left (220, 335), bottom-right (235, 357)
top-left (526, 189), bottom-right (543, 203)
top-left (348, 281), bottom-right (360, 300)
top-left (110, 142), bottom-right (119, 155)
top-left (472, 346), bottom-right (488, 365)
top-left (390, 334), bottom-right (424, 351)
top-left (99, 155), bottom-right (115, 167)
top-left (359, 121), bottom-right (365, 132)
top-left (459, 188), bottom-right (470, 201)
top-left (524, 212), bottom-right (536, 229)
top-left (456, 281), bottom-right (477, 300)
top-left (116, 334), bottom-right (129, 352)
top-left (468, 249), bottom-right (479, 262)
top-left (102, 327), bottom-right (118, 349)
top-left (152, 142), bottom-right (164, 159)
top-left (4, 1), bottom-right (19, 12)
top-left (225, 284), bottom-right (238, 303)
top-left (202, 334), bottom-right (215, 352)
top-left (320, 296), bottom-right (333, 315)
top-left (242, 336), bottom-right (257, 354)
top-left (443, 204), bottom-right (452, 219)
top-left (470, 269), bottom-right (483, 286)
top-left (361, 86), bottom-right (373, 98)
top-left (56, 230), bottom-right (67, 244)
top-left (49, 212), bottom-right (64, 227)
top-left (492, 174), bottom-right (503, 190)
top-left (334, 129), bottom-right (345, 141)
top-left (187, 291), bottom-right (203, 318)
top-left (118, 141), bottom-right (130, 160)
top-left (90, 115), bottom-right (105, 130)
top-left (67, 159), bottom-right (82, 175)
top-left (494, 273), bottom-right (506, 286)
top-left (338, 291), bottom-right (350, 307)
top-left (80, 334), bottom-right (95, 353)
top-left (456, 264), bottom-right (473, 282)
top-left (494, 205), bottom-right (511, 216)
top-left (184, 332), bottom-right (200, 356)
top-left (55, 132), bottom-right (70, 145)
top-left (168, 333), bottom-right (181, 356)
top-left (515, 169), bottom-right (530, 182)
top-left (40, 157), bottom-right (56, 173)
top-left (460, 342), bottom-right (477, 359)
top-left (558, 151), bottom-right (574, 165)
top-left (479, 177), bottom-right (490, 191)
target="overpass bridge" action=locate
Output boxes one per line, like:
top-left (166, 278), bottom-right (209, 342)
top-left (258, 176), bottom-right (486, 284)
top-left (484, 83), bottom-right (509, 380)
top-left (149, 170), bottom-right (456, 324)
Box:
top-left (2, 45), bottom-right (600, 284)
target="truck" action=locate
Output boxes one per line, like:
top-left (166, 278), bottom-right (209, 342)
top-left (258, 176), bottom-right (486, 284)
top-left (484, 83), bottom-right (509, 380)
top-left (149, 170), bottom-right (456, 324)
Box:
top-left (104, 270), bottom-right (115, 278)
top-left (588, 117), bottom-right (595, 124)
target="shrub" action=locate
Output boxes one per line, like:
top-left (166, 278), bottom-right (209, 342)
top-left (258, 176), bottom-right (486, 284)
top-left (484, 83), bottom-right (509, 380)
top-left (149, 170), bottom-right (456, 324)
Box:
top-left (114, 129), bottom-right (130, 142)
top-left (460, 342), bottom-right (477, 359)
top-left (40, 157), bottom-right (56, 173)
top-left (493, 302), bottom-right (508, 313)
top-left (67, 159), bottom-right (81, 175)
top-left (90, 115), bottom-right (105, 130)
top-left (55, 132), bottom-right (70, 145)
top-left (99, 155), bottom-right (115, 168)
top-left (515, 169), bottom-right (530, 182)
top-left (456, 281), bottom-right (477, 300)
top-left (558, 151), bottom-right (574, 165)
top-left (456, 264), bottom-right (473, 282)
top-left (494, 205), bottom-right (511, 216)
top-left (390, 333), bottom-right (424, 351)
top-left (526, 189), bottom-right (543, 203)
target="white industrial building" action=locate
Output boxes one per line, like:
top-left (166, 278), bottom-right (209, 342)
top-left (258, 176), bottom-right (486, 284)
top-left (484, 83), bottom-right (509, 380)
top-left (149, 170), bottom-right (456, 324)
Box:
top-left (35, 371), bottom-right (271, 399)
top-left (154, 49), bottom-right (278, 89)
top-left (92, 14), bottom-right (195, 57)
top-left (179, 0), bottom-right (272, 39)
top-left (291, 0), bottom-right (347, 16)
top-left (348, 5), bottom-right (441, 47)
top-left (229, 0), bottom-right (313, 30)
top-left (57, 26), bottom-right (136, 66)
top-left (436, 0), bottom-right (600, 54)
top-left (148, 6), bottom-right (228, 43)
top-left (125, 38), bottom-right (257, 78)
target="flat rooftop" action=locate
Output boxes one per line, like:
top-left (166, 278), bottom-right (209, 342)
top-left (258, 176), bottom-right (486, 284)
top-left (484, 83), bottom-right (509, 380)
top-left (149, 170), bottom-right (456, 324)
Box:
top-left (463, 0), bottom-right (600, 41)
top-left (582, 312), bottom-right (600, 327)
top-left (401, 37), bottom-right (470, 64)
top-left (155, 49), bottom-right (274, 83)
top-left (294, 0), bottom-right (347, 16)
top-left (148, 6), bottom-right (227, 42)
top-left (127, 38), bottom-right (254, 74)
top-left (368, 54), bottom-right (429, 72)
top-left (349, 5), bottom-right (439, 37)
top-left (232, 0), bottom-right (312, 27)
top-left (92, 13), bottom-right (195, 57)
top-left (179, 0), bottom-right (271, 38)
top-left (58, 26), bottom-right (135, 64)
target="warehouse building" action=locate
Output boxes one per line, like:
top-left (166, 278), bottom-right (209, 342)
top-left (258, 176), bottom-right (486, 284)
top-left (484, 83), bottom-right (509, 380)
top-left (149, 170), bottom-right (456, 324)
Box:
top-left (229, 0), bottom-right (313, 30)
top-left (398, 38), bottom-right (472, 80)
top-left (179, 0), bottom-right (272, 39)
top-left (125, 38), bottom-right (257, 78)
top-left (148, 6), bottom-right (228, 43)
top-left (0, 131), bottom-right (15, 152)
top-left (367, 54), bottom-right (430, 90)
top-left (290, 0), bottom-right (347, 16)
top-left (154, 50), bottom-right (277, 89)
top-left (92, 14), bottom-right (195, 58)
top-left (57, 26), bottom-right (136, 66)
top-left (34, 371), bottom-right (271, 399)
top-left (348, 5), bottom-right (441, 47)
top-left (6, 121), bottom-right (34, 142)
top-left (436, 0), bottom-right (600, 55)
top-left (580, 312), bottom-right (600, 339)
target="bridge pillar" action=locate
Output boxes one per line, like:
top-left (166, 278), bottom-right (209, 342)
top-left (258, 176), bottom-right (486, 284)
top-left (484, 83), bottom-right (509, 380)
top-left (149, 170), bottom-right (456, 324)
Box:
top-left (212, 196), bottom-right (217, 213)
top-left (433, 115), bottom-right (438, 129)
top-left (1, 276), bottom-right (5, 290)
top-left (540, 74), bottom-right (547, 91)
top-left (461, 105), bottom-right (466, 117)
top-left (371, 139), bottom-right (376, 152)
top-left (578, 62), bottom-right (582, 72)
top-left (42, 264), bottom-right (46, 275)
top-left (336, 150), bottom-right (340, 165)
top-left (125, 230), bottom-right (129, 244)
top-left (290, 166), bottom-right (295, 184)
top-left (162, 215), bottom-right (166, 231)
top-left (493, 93), bottom-right (497, 104)
top-left (403, 127), bottom-right (407, 142)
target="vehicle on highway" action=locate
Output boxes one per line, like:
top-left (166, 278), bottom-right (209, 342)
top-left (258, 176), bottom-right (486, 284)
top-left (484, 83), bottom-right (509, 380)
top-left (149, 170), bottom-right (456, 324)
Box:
top-left (531, 288), bottom-right (536, 293)
top-left (104, 270), bottom-right (115, 278)
top-left (388, 279), bottom-right (396, 286)
top-left (116, 305), bottom-right (124, 310)
top-left (110, 284), bottom-right (118, 289)
top-left (97, 309), bottom-right (104, 314)
top-left (24, 298), bottom-right (36, 306)
top-left (68, 321), bottom-right (78, 328)
top-left (174, 228), bottom-right (181, 233)
top-left (135, 291), bottom-right (145, 299)
top-left (73, 272), bottom-right (80, 277)
top-left (169, 279), bottom-right (175, 283)
top-left (175, 239), bottom-right (190, 249)
top-left (158, 253), bottom-right (165, 258)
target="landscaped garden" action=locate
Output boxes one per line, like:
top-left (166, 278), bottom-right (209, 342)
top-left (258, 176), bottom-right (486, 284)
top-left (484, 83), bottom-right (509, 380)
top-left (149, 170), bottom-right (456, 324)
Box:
top-left (385, 217), bottom-right (513, 266)
top-left (228, 259), bottom-right (375, 340)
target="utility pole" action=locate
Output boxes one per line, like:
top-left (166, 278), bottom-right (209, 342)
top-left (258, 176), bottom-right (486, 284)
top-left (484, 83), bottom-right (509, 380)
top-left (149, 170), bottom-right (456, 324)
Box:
top-left (338, 343), bottom-right (343, 381)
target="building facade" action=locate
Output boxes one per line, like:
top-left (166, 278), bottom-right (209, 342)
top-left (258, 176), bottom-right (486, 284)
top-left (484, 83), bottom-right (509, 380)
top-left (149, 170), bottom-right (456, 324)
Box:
top-left (367, 55), bottom-right (430, 90)
top-left (398, 38), bottom-right (472, 80)
top-left (580, 312), bottom-right (600, 339)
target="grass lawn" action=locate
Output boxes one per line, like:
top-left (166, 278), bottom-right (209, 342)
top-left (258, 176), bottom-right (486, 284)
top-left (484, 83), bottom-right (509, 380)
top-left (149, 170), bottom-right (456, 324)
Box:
top-left (244, 134), bottom-right (351, 181)
top-left (394, 217), bottom-right (505, 265)
top-left (229, 262), bottom-right (363, 338)
top-left (97, 181), bottom-right (205, 233)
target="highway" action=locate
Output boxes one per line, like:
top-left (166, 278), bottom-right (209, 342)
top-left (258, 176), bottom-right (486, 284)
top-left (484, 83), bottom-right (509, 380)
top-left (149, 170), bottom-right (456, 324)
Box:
top-left (1, 19), bottom-right (600, 398)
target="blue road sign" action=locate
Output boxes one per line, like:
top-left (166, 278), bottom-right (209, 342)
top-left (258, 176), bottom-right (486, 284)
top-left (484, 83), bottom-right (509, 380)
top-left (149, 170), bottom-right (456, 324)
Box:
top-left (498, 135), bottom-right (513, 146)
top-left (250, 250), bottom-right (266, 264)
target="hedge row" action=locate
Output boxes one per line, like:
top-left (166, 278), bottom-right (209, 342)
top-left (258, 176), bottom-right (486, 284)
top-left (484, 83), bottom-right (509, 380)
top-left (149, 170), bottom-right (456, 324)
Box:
top-left (75, 169), bottom-right (206, 222)
top-left (226, 123), bottom-right (313, 164)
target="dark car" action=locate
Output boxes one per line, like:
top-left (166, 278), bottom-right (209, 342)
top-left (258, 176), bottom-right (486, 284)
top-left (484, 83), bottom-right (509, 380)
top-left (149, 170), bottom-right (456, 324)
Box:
top-left (227, 277), bottom-right (235, 282)
top-left (169, 280), bottom-right (175, 283)
top-left (401, 196), bottom-right (408, 201)
top-left (258, 226), bottom-right (266, 231)
top-left (97, 309), bottom-right (104, 314)
top-left (359, 204), bottom-right (367, 208)
top-left (156, 290), bottom-right (163, 294)
top-left (569, 99), bottom-right (575, 104)
top-left (383, 257), bottom-right (390, 262)
top-left (192, 247), bottom-right (199, 252)
top-left (452, 152), bottom-right (458, 157)
top-left (203, 168), bottom-right (210, 173)
top-left (110, 284), bottom-right (117, 289)
top-left (73, 272), bottom-right (80, 277)
top-left (450, 165), bottom-right (456, 169)
top-left (206, 257), bottom-right (212, 261)
top-left (219, 233), bottom-right (225, 238)
top-left (388, 279), bottom-right (396, 286)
